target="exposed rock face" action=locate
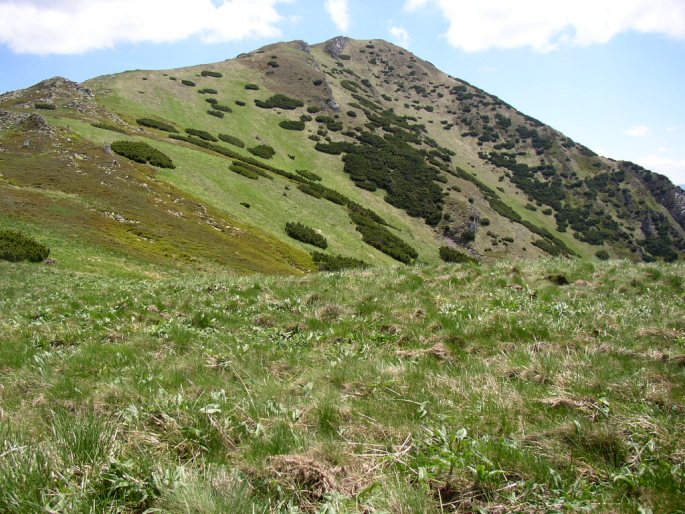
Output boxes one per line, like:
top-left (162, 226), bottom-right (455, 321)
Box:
top-left (630, 161), bottom-right (685, 231)
top-left (324, 36), bottom-right (349, 59)
top-left (295, 40), bottom-right (311, 53)
top-left (0, 110), bottom-right (53, 135)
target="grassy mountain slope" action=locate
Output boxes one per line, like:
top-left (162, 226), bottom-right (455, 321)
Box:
top-left (1, 257), bottom-right (684, 512)
top-left (2, 37), bottom-right (684, 269)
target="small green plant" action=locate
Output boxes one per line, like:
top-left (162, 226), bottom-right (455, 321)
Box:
top-left (181, 79), bottom-right (196, 87)
top-left (244, 83), bottom-right (260, 90)
top-left (198, 88), bottom-right (218, 94)
top-left (201, 70), bottom-right (223, 78)
top-left (0, 230), bottom-right (50, 262)
top-left (207, 110), bottom-right (224, 118)
top-left (91, 122), bottom-right (127, 134)
top-left (285, 222), bottom-right (328, 249)
top-left (595, 249), bottom-right (610, 261)
top-left (213, 104), bottom-right (232, 113)
top-left (34, 102), bottom-right (56, 110)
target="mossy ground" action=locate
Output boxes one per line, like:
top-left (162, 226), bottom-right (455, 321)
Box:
top-left (1, 258), bottom-right (683, 512)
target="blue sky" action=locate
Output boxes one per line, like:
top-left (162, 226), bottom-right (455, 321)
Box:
top-left (1, 0), bottom-right (684, 184)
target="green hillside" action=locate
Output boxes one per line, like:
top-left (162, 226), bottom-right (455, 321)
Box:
top-left (2, 37), bottom-right (684, 271)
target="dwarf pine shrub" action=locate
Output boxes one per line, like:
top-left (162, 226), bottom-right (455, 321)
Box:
top-left (248, 145), bottom-right (276, 159)
top-left (111, 141), bottom-right (175, 168)
top-left (285, 222), bottom-right (328, 249)
top-left (0, 230), bottom-right (50, 262)
top-left (136, 118), bottom-right (178, 133)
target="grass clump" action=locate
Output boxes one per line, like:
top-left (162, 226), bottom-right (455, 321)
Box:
top-left (285, 222), bottom-right (328, 249)
top-left (181, 79), bottom-right (196, 87)
top-left (34, 102), bottom-right (56, 110)
top-left (198, 88), bottom-right (218, 95)
top-left (0, 229), bottom-right (50, 262)
top-left (201, 70), bottom-right (223, 78)
top-left (111, 141), bottom-right (175, 168)
top-left (136, 118), bottom-right (178, 133)
top-left (91, 122), bottom-right (127, 134)
top-left (244, 83), bottom-right (260, 90)
top-left (207, 110), bottom-right (224, 118)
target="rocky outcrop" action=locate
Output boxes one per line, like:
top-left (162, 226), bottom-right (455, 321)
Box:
top-left (324, 36), bottom-right (349, 59)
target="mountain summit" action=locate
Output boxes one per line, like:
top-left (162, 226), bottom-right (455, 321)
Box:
top-left (1, 37), bottom-right (683, 271)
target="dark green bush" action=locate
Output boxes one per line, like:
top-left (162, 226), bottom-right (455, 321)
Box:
top-left (349, 211), bottom-right (417, 264)
top-left (207, 110), bottom-right (224, 118)
top-left (0, 230), bottom-right (50, 262)
top-left (205, 98), bottom-right (218, 104)
top-left (218, 133), bottom-right (245, 148)
top-left (307, 105), bottom-right (321, 113)
top-left (110, 141), bottom-right (175, 169)
top-left (267, 61), bottom-right (280, 68)
top-left (185, 128), bottom-right (217, 142)
top-left (34, 102), bottom-right (56, 110)
top-left (244, 84), bottom-right (260, 90)
top-left (439, 246), bottom-right (477, 264)
top-left (136, 118), bottom-right (178, 133)
top-left (199, 88), bottom-right (218, 95)
top-left (296, 169), bottom-right (322, 181)
top-left (248, 144), bottom-right (276, 159)
top-left (313, 79), bottom-right (324, 86)
top-left (229, 164), bottom-right (259, 180)
top-left (595, 250), bottom-right (610, 261)
top-left (312, 252), bottom-right (368, 271)
top-left (214, 104), bottom-right (232, 113)
top-left (235, 100), bottom-right (246, 106)
top-left (255, 94), bottom-right (304, 110)
top-left (181, 80), bottom-right (196, 87)
top-left (285, 222), bottom-right (328, 249)
top-left (278, 120), bottom-right (305, 131)
top-left (201, 70), bottom-right (223, 78)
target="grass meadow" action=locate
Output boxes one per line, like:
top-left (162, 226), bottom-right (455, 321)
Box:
top-left (1, 257), bottom-right (683, 512)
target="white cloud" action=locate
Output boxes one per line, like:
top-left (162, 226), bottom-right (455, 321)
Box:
top-left (389, 26), bottom-right (411, 48)
top-left (638, 155), bottom-right (685, 185)
top-left (404, 0), bottom-right (429, 11)
top-left (325, 0), bottom-right (350, 33)
top-left (625, 125), bottom-right (650, 137)
top-left (413, 0), bottom-right (685, 52)
top-left (0, 0), bottom-right (288, 55)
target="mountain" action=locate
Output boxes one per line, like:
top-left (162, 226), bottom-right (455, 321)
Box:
top-left (1, 37), bottom-right (684, 272)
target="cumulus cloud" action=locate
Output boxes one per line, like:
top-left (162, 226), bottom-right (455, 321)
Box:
top-left (407, 0), bottom-right (685, 52)
top-left (404, 0), bottom-right (429, 11)
top-left (0, 0), bottom-right (288, 55)
top-left (389, 26), bottom-right (411, 48)
top-left (625, 125), bottom-right (650, 137)
top-left (325, 0), bottom-right (351, 32)
top-left (638, 155), bottom-right (685, 184)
